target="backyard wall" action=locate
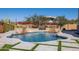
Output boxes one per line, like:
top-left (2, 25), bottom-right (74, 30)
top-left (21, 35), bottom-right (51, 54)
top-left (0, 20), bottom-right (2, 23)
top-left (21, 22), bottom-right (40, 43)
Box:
top-left (46, 25), bottom-right (60, 32)
top-left (62, 24), bottom-right (77, 30)
top-left (0, 23), bottom-right (4, 33)
top-left (77, 25), bottom-right (79, 30)
top-left (3, 23), bottom-right (14, 32)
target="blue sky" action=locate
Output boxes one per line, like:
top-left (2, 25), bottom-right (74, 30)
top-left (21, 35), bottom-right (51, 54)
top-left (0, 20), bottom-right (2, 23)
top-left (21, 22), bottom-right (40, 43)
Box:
top-left (0, 8), bottom-right (78, 21)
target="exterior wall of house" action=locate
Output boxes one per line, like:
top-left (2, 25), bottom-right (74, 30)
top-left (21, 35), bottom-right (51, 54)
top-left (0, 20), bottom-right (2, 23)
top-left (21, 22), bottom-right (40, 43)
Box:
top-left (26, 24), bottom-right (33, 28)
top-left (15, 24), bottom-right (33, 28)
top-left (16, 22), bottom-right (33, 28)
top-left (46, 25), bottom-right (59, 28)
top-left (62, 24), bottom-right (77, 30)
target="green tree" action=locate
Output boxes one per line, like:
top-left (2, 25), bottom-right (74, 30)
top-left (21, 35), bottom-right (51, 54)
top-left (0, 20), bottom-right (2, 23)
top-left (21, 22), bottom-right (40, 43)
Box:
top-left (25, 15), bottom-right (48, 28)
top-left (56, 16), bottom-right (68, 27)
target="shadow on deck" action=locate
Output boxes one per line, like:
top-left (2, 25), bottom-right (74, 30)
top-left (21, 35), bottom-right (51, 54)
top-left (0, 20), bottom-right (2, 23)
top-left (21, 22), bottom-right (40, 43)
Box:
top-left (62, 30), bottom-right (79, 37)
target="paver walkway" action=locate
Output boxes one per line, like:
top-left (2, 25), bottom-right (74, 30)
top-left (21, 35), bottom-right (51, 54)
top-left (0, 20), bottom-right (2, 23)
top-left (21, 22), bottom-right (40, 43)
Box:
top-left (0, 39), bottom-right (79, 51)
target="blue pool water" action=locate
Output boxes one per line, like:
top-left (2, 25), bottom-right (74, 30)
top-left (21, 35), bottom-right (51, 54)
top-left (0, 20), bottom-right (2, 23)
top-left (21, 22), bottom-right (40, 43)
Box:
top-left (9, 32), bottom-right (67, 42)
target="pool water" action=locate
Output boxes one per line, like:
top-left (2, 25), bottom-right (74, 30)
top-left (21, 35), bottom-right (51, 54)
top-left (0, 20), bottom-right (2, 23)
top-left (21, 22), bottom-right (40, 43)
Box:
top-left (9, 32), bottom-right (67, 42)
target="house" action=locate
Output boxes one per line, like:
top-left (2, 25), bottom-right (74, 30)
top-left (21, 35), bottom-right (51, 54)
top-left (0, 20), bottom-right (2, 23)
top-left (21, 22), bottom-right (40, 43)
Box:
top-left (15, 22), bottom-right (34, 34)
top-left (46, 21), bottom-right (60, 32)
top-left (16, 22), bottom-right (33, 28)
top-left (38, 16), bottom-right (57, 30)
top-left (15, 16), bottom-right (60, 33)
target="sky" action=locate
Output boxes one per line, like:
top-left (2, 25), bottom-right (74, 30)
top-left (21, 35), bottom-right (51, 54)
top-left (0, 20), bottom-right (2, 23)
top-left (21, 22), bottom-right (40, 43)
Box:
top-left (0, 8), bottom-right (78, 21)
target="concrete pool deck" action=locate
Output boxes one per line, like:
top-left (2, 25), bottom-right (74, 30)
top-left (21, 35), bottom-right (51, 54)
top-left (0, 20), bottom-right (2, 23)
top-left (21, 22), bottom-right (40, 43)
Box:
top-left (0, 30), bottom-right (79, 51)
top-left (7, 40), bottom-right (79, 51)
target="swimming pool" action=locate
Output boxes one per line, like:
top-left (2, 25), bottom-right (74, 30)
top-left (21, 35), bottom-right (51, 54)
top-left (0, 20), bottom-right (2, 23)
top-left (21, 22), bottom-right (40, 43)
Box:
top-left (8, 32), bottom-right (67, 42)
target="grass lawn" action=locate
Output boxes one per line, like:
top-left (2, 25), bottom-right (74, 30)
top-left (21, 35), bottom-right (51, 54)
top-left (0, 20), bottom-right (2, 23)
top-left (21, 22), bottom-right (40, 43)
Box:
top-left (0, 42), bottom-right (21, 51)
top-left (58, 41), bottom-right (62, 51)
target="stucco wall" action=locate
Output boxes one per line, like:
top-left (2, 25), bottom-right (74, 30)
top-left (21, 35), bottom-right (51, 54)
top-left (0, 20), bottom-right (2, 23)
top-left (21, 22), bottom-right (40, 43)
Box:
top-left (0, 25), bottom-right (4, 33)
top-left (62, 24), bottom-right (77, 30)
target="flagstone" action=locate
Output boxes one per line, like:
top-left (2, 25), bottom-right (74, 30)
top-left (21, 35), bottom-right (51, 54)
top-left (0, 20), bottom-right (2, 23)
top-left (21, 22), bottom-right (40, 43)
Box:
top-left (12, 42), bottom-right (36, 50)
top-left (62, 47), bottom-right (79, 51)
top-left (35, 45), bottom-right (57, 51)
top-left (35, 41), bottom-right (58, 45)
top-left (62, 42), bottom-right (79, 48)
